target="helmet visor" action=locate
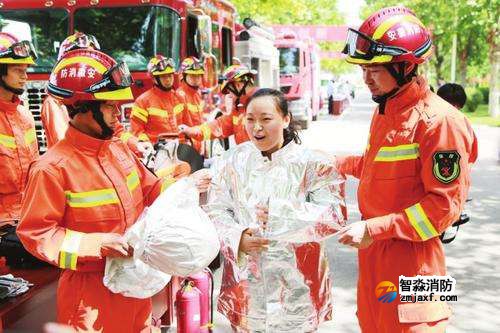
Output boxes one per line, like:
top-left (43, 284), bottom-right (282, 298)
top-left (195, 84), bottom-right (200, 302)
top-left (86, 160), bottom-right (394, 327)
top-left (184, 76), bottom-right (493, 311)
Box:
top-left (87, 61), bottom-right (133, 93)
top-left (191, 61), bottom-right (203, 70)
top-left (0, 41), bottom-right (38, 60)
top-left (74, 34), bottom-right (101, 51)
top-left (109, 61), bottom-right (132, 88)
top-left (155, 58), bottom-right (175, 72)
top-left (343, 28), bottom-right (408, 60)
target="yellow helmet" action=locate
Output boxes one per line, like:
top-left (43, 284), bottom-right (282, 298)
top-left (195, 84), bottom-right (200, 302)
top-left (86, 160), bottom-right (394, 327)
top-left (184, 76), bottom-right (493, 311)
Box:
top-left (0, 32), bottom-right (37, 65)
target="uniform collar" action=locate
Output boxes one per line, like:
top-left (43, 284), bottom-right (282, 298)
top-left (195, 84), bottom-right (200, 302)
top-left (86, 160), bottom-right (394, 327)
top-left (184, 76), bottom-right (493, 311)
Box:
top-left (254, 140), bottom-right (297, 162)
top-left (65, 124), bottom-right (115, 154)
top-left (181, 81), bottom-right (199, 93)
top-left (272, 140), bottom-right (297, 160)
top-left (0, 95), bottom-right (21, 113)
top-left (152, 85), bottom-right (174, 97)
top-left (383, 76), bottom-right (429, 116)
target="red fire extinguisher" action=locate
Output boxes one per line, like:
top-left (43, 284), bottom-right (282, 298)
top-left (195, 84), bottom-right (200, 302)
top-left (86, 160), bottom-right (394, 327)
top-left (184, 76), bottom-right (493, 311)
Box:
top-left (188, 268), bottom-right (214, 333)
top-left (175, 281), bottom-right (202, 333)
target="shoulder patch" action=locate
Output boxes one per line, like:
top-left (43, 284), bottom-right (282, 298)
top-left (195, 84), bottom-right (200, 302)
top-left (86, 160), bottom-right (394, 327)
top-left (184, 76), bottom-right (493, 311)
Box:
top-left (433, 150), bottom-right (461, 184)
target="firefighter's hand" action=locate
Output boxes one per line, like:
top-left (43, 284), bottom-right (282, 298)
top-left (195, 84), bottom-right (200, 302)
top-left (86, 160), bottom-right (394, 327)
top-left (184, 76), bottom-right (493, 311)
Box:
top-left (338, 221), bottom-right (374, 249)
top-left (239, 228), bottom-right (270, 255)
top-left (255, 204), bottom-right (269, 231)
top-left (178, 125), bottom-right (200, 138)
top-left (190, 169), bottom-right (212, 193)
top-left (137, 141), bottom-right (154, 157)
top-left (100, 233), bottom-right (134, 258)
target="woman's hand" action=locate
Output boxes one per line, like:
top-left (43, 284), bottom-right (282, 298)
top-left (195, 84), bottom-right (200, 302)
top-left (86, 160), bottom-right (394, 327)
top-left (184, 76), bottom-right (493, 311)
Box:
top-left (100, 233), bottom-right (134, 258)
top-left (239, 228), bottom-right (270, 255)
top-left (255, 204), bottom-right (269, 231)
top-left (190, 169), bottom-right (212, 193)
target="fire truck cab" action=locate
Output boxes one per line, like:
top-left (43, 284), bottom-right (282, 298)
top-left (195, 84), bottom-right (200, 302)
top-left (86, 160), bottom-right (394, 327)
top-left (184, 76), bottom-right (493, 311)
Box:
top-left (0, 0), bottom-right (236, 152)
top-left (274, 32), bottom-right (321, 129)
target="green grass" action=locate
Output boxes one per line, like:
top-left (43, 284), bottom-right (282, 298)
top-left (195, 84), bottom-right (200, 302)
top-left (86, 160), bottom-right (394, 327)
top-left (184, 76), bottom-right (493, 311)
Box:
top-left (463, 104), bottom-right (500, 127)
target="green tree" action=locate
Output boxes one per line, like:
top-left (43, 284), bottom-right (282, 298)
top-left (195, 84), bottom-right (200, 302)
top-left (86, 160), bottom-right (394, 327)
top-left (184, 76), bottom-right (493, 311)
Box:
top-left (232, 0), bottom-right (343, 25)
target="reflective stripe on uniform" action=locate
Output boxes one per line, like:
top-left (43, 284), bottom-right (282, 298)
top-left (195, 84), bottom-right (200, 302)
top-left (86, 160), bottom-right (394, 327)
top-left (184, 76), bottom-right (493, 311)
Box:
top-left (0, 133), bottom-right (16, 149)
top-left (232, 116), bottom-right (240, 126)
top-left (59, 229), bottom-right (83, 270)
top-left (199, 123), bottom-right (212, 141)
top-left (161, 177), bottom-right (176, 192)
top-left (24, 128), bottom-right (37, 146)
top-left (120, 132), bottom-right (133, 142)
top-left (131, 106), bottom-right (148, 122)
top-left (138, 133), bottom-right (150, 142)
top-left (65, 189), bottom-right (119, 208)
top-left (187, 103), bottom-right (201, 114)
top-left (126, 169), bottom-right (140, 193)
top-left (173, 104), bottom-right (184, 115)
top-left (404, 203), bottom-right (439, 241)
top-left (148, 107), bottom-right (167, 117)
top-left (374, 143), bottom-right (419, 162)
top-left (156, 165), bottom-right (175, 178)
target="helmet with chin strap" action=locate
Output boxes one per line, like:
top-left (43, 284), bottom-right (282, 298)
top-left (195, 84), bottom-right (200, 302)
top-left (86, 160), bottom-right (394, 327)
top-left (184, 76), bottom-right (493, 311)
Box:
top-left (47, 49), bottom-right (133, 138)
top-left (343, 6), bottom-right (433, 109)
top-left (0, 32), bottom-right (37, 95)
top-left (148, 55), bottom-right (176, 91)
top-left (220, 64), bottom-right (256, 96)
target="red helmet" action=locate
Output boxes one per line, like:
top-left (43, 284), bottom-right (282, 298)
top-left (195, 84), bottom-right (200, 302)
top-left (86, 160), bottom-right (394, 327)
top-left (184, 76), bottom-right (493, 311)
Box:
top-left (0, 32), bottom-right (37, 65)
top-left (220, 64), bottom-right (256, 94)
top-left (57, 32), bottom-right (100, 61)
top-left (147, 55), bottom-right (176, 76)
top-left (180, 56), bottom-right (204, 75)
top-left (48, 49), bottom-right (133, 106)
top-left (343, 6), bottom-right (432, 65)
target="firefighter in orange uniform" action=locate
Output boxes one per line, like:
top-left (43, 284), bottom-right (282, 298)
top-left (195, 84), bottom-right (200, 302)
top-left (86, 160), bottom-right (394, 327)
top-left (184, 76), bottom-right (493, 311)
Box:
top-left (130, 55), bottom-right (185, 144)
top-left (176, 56), bottom-right (205, 153)
top-left (41, 32), bottom-right (143, 155)
top-left (0, 32), bottom-right (39, 226)
top-left (179, 64), bottom-right (256, 145)
top-left (336, 7), bottom-right (478, 332)
top-left (17, 49), bottom-right (165, 332)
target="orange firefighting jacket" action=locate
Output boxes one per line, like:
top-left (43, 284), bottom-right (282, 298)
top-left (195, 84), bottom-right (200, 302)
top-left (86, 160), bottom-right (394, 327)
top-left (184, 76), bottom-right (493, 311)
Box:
top-left (0, 96), bottom-right (39, 224)
top-left (41, 95), bottom-right (141, 156)
top-left (17, 125), bottom-right (167, 272)
top-left (130, 86), bottom-right (185, 144)
top-left (189, 88), bottom-right (255, 145)
top-left (177, 82), bottom-right (204, 153)
top-left (338, 76), bottom-right (477, 240)
top-left (337, 77), bottom-right (477, 331)
top-left (41, 95), bottom-right (70, 148)
top-left (177, 82), bottom-right (204, 127)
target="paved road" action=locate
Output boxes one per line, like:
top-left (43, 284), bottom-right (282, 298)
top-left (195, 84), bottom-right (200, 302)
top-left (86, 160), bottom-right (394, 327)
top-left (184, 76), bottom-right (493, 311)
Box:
top-left (211, 90), bottom-right (500, 332)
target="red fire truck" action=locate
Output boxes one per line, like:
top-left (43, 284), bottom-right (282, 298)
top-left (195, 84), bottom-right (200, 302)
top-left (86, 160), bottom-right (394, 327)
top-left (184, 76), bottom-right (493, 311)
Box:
top-left (273, 31), bottom-right (321, 129)
top-left (0, 0), bottom-right (237, 152)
